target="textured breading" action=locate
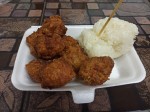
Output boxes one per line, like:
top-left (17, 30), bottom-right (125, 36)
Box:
top-left (41, 58), bottom-right (76, 88)
top-left (61, 36), bottom-right (88, 72)
top-left (41, 15), bottom-right (67, 36)
top-left (62, 35), bottom-right (78, 47)
top-left (35, 34), bottom-right (64, 59)
top-left (26, 32), bottom-right (39, 57)
top-left (78, 57), bottom-right (114, 85)
top-left (26, 60), bottom-right (45, 83)
top-left (26, 15), bottom-right (67, 59)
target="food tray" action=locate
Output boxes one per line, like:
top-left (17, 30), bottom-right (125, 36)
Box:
top-left (11, 25), bottom-right (146, 104)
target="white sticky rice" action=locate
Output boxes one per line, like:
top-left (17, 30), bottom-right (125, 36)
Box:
top-left (78, 17), bottom-right (139, 58)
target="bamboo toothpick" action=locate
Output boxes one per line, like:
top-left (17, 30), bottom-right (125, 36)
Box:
top-left (98, 0), bottom-right (124, 36)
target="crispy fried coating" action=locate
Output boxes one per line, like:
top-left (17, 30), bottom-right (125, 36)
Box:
top-left (26, 60), bottom-right (45, 83)
top-left (61, 36), bottom-right (88, 72)
top-left (39, 15), bottom-right (67, 36)
top-left (35, 34), bottom-right (65, 59)
top-left (41, 58), bottom-right (76, 88)
top-left (43, 15), bottom-right (64, 27)
top-left (26, 33), bottom-right (43, 57)
top-left (26, 32), bottom-right (37, 56)
top-left (62, 35), bottom-right (78, 47)
top-left (26, 15), bottom-right (67, 59)
top-left (78, 57), bottom-right (114, 85)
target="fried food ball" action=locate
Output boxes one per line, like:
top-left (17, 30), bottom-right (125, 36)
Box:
top-left (39, 15), bottom-right (67, 36)
top-left (78, 57), bottom-right (114, 85)
top-left (26, 32), bottom-right (43, 57)
top-left (26, 15), bottom-right (67, 59)
top-left (35, 34), bottom-right (65, 59)
top-left (43, 15), bottom-right (65, 27)
top-left (61, 36), bottom-right (88, 72)
top-left (41, 58), bottom-right (76, 88)
top-left (26, 59), bottom-right (45, 83)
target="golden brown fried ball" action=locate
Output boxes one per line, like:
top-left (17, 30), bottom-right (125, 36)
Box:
top-left (78, 57), bottom-right (114, 85)
top-left (26, 15), bottom-right (67, 59)
top-left (41, 58), bottom-right (76, 88)
top-left (61, 36), bottom-right (88, 72)
top-left (26, 59), bottom-right (45, 83)
top-left (39, 15), bottom-right (67, 36)
top-left (35, 34), bottom-right (65, 59)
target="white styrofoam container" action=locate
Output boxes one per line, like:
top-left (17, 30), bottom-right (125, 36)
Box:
top-left (11, 26), bottom-right (146, 104)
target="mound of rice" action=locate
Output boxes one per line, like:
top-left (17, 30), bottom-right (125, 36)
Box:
top-left (78, 17), bottom-right (139, 58)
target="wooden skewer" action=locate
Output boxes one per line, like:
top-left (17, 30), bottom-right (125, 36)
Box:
top-left (98, 0), bottom-right (124, 36)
